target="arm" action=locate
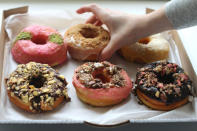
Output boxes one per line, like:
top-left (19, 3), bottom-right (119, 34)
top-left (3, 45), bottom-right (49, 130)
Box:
top-left (135, 7), bottom-right (173, 41)
top-left (165, 0), bottom-right (197, 29)
top-left (77, 1), bottom-right (196, 61)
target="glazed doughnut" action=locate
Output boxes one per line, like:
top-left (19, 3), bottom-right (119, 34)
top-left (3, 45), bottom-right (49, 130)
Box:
top-left (64, 24), bottom-right (110, 61)
top-left (119, 34), bottom-right (170, 63)
top-left (72, 61), bottom-right (132, 106)
top-left (12, 25), bottom-right (67, 66)
top-left (135, 61), bottom-right (192, 111)
top-left (5, 62), bottom-right (70, 113)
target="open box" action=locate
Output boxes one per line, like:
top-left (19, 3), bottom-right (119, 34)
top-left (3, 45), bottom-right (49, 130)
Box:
top-left (0, 6), bottom-right (197, 127)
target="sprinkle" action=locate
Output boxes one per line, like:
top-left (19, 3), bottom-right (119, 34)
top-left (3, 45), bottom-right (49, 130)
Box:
top-left (155, 91), bottom-right (160, 98)
top-left (33, 91), bottom-right (39, 96)
top-left (157, 83), bottom-right (163, 88)
top-left (139, 80), bottom-right (143, 85)
top-left (94, 63), bottom-right (103, 68)
top-left (177, 80), bottom-right (181, 86)
top-left (21, 94), bottom-right (29, 103)
top-left (167, 64), bottom-right (172, 68)
top-left (29, 106), bottom-right (33, 110)
top-left (11, 92), bottom-right (14, 97)
top-left (42, 88), bottom-right (50, 93)
top-left (29, 85), bottom-right (35, 89)
top-left (58, 75), bottom-right (65, 80)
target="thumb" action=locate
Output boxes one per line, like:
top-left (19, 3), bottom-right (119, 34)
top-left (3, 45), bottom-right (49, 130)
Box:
top-left (99, 37), bottom-right (120, 61)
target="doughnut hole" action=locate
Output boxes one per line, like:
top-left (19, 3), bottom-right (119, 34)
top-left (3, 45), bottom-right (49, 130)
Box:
top-left (31, 34), bottom-right (48, 45)
top-left (29, 75), bottom-right (46, 88)
top-left (80, 27), bottom-right (99, 38)
top-left (92, 69), bottom-right (110, 83)
top-left (138, 37), bottom-right (150, 44)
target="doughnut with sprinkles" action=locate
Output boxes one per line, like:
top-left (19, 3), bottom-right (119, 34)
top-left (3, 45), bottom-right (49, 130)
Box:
top-left (135, 61), bottom-right (193, 110)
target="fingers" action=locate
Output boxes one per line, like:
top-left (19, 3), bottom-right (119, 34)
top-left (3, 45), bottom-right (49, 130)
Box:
top-left (94, 20), bottom-right (103, 26)
top-left (86, 15), bottom-right (97, 24)
top-left (99, 43), bottom-right (116, 61)
top-left (76, 4), bottom-right (106, 20)
top-left (76, 4), bottom-right (100, 14)
top-left (86, 15), bottom-right (103, 26)
top-left (99, 37), bottom-right (120, 61)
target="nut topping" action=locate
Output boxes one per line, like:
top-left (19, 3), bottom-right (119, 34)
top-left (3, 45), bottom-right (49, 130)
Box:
top-left (136, 61), bottom-right (192, 103)
top-left (76, 61), bottom-right (125, 89)
top-left (5, 62), bottom-right (70, 112)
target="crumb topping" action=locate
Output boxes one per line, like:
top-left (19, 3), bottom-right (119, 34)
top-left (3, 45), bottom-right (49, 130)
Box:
top-left (5, 62), bottom-right (70, 112)
top-left (135, 61), bottom-right (192, 103)
top-left (65, 24), bottom-right (110, 49)
top-left (76, 61), bottom-right (125, 89)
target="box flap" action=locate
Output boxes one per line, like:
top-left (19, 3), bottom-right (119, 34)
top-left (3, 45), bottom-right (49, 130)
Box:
top-left (0, 6), bottom-right (28, 94)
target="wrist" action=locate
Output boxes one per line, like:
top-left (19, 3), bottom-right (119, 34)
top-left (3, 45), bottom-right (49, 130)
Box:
top-left (134, 7), bottom-right (174, 41)
top-left (145, 7), bottom-right (173, 34)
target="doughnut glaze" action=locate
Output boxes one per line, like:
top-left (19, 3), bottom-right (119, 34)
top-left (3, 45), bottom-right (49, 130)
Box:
top-left (135, 61), bottom-right (192, 110)
top-left (64, 24), bottom-right (110, 61)
top-left (12, 25), bottom-right (67, 66)
top-left (72, 61), bottom-right (132, 106)
top-left (5, 62), bottom-right (70, 113)
top-left (119, 34), bottom-right (169, 63)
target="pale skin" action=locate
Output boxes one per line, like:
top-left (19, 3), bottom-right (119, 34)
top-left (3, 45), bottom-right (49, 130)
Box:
top-left (76, 4), bottom-right (173, 61)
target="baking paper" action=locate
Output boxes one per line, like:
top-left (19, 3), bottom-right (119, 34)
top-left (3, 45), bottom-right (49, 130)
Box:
top-left (0, 10), bottom-right (196, 125)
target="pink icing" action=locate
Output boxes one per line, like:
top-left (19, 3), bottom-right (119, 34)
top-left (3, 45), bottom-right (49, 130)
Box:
top-left (11, 25), bottom-right (67, 66)
top-left (73, 65), bottom-right (133, 102)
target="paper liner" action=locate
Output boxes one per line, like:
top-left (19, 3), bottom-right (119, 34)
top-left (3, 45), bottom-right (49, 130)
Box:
top-left (0, 10), bottom-right (195, 125)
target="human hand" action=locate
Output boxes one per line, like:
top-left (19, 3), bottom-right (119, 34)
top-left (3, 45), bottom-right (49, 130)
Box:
top-left (77, 4), bottom-right (147, 61)
top-left (77, 4), bottom-right (173, 61)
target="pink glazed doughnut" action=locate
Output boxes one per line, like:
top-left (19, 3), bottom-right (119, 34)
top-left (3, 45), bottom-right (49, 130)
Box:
top-left (11, 25), bottom-right (67, 66)
top-left (72, 61), bottom-right (133, 106)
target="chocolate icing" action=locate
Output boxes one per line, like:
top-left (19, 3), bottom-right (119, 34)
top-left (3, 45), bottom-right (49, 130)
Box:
top-left (135, 61), bottom-right (192, 104)
top-left (76, 61), bottom-right (125, 89)
top-left (5, 62), bottom-right (70, 112)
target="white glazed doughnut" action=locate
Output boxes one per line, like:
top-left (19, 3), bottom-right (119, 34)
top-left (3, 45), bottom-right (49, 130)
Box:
top-left (119, 34), bottom-right (170, 63)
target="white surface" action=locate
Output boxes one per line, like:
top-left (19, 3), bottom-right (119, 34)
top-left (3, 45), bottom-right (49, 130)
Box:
top-left (0, 9), bottom-right (196, 125)
top-left (0, 0), bottom-right (196, 74)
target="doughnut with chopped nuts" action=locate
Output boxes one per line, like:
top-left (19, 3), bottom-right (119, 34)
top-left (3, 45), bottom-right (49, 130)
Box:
top-left (72, 61), bottom-right (132, 106)
top-left (5, 62), bottom-right (70, 113)
top-left (135, 61), bottom-right (193, 110)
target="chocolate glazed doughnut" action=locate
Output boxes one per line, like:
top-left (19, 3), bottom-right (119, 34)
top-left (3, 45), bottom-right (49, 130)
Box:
top-left (135, 61), bottom-right (192, 111)
top-left (5, 62), bottom-right (70, 113)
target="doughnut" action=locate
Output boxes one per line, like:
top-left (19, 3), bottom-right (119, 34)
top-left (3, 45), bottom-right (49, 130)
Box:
top-left (135, 61), bottom-right (192, 110)
top-left (119, 34), bottom-right (170, 63)
top-left (11, 25), bottom-right (67, 66)
top-left (64, 24), bottom-right (110, 61)
top-left (5, 62), bottom-right (70, 113)
top-left (72, 61), bottom-right (132, 106)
